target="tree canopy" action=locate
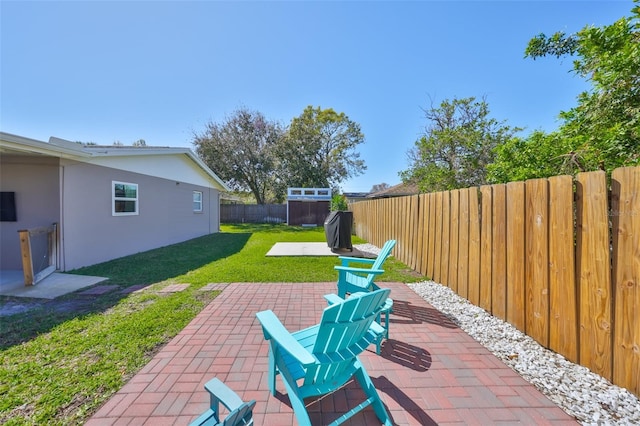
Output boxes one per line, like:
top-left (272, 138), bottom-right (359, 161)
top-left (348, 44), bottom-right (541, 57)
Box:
top-left (490, 2), bottom-right (640, 182)
top-left (276, 106), bottom-right (366, 191)
top-left (401, 97), bottom-right (519, 191)
top-left (370, 183), bottom-right (390, 193)
top-left (192, 106), bottom-right (367, 203)
top-left (192, 108), bottom-right (284, 204)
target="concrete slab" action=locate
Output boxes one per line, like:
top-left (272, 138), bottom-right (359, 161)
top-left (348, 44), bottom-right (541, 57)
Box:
top-left (0, 271), bottom-right (108, 299)
top-left (266, 242), bottom-right (371, 257)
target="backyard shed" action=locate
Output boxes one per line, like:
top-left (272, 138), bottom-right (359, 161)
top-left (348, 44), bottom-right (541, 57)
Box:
top-left (287, 188), bottom-right (331, 226)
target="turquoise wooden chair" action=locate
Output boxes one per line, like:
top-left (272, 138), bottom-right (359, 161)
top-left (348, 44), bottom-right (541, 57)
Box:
top-left (256, 288), bottom-right (392, 426)
top-left (189, 377), bottom-right (256, 426)
top-left (335, 239), bottom-right (396, 298)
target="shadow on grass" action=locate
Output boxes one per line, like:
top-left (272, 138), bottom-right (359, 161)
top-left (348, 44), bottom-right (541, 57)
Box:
top-left (0, 232), bottom-right (251, 349)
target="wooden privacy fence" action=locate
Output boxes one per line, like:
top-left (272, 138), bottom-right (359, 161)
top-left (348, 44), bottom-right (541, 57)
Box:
top-left (351, 166), bottom-right (639, 398)
top-left (221, 204), bottom-right (286, 224)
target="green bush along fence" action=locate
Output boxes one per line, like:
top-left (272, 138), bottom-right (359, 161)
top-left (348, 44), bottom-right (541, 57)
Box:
top-left (351, 166), bottom-right (639, 398)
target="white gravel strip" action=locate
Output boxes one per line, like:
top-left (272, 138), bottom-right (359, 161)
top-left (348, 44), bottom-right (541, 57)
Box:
top-left (408, 280), bottom-right (640, 425)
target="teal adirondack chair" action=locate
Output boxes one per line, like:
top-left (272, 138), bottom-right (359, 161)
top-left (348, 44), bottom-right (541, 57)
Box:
top-left (189, 377), bottom-right (256, 426)
top-left (256, 288), bottom-right (392, 426)
top-left (335, 239), bottom-right (396, 298)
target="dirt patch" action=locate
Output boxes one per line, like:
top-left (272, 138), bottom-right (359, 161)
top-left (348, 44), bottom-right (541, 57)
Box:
top-left (0, 299), bottom-right (46, 316)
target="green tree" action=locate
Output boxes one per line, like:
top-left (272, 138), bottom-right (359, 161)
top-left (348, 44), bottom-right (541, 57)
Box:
top-left (401, 97), bottom-right (519, 191)
top-left (487, 131), bottom-right (578, 183)
top-left (515, 2), bottom-right (639, 177)
top-left (276, 106), bottom-right (366, 190)
top-left (370, 183), bottom-right (390, 193)
top-left (193, 108), bottom-right (285, 204)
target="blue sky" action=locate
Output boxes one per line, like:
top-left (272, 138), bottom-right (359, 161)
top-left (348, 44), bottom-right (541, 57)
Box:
top-left (1, 1), bottom-right (634, 193)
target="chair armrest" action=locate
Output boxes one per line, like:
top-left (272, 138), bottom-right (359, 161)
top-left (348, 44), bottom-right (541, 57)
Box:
top-left (204, 377), bottom-right (244, 411)
top-left (339, 256), bottom-right (376, 266)
top-left (369, 320), bottom-right (385, 335)
top-left (334, 265), bottom-right (385, 276)
top-left (324, 293), bottom-right (345, 305)
top-left (256, 310), bottom-right (316, 366)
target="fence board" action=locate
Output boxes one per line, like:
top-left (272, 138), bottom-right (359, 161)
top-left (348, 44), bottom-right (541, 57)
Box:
top-left (576, 171), bottom-right (612, 380)
top-left (427, 193), bottom-right (437, 280)
top-left (449, 190), bottom-right (460, 293)
top-left (403, 196), bottom-right (414, 267)
top-left (415, 195), bottom-right (424, 273)
top-left (506, 181), bottom-right (526, 332)
top-left (408, 196), bottom-right (417, 267)
top-left (479, 186), bottom-right (493, 311)
top-left (612, 167), bottom-right (640, 395)
top-left (458, 189), bottom-right (470, 299)
top-left (525, 178), bottom-right (549, 347)
top-left (468, 188), bottom-right (481, 305)
top-left (433, 192), bottom-right (444, 283)
top-left (441, 191), bottom-right (451, 287)
top-left (402, 196), bottom-right (410, 266)
top-left (418, 194), bottom-right (429, 276)
top-left (548, 175), bottom-right (578, 363)
top-left (492, 184), bottom-right (507, 320)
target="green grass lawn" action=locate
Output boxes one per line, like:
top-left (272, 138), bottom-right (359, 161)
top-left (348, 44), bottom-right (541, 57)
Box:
top-left (0, 224), bottom-right (422, 425)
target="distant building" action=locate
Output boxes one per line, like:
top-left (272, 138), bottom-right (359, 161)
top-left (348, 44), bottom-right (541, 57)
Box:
top-left (367, 182), bottom-right (420, 199)
top-left (342, 192), bottom-right (369, 204)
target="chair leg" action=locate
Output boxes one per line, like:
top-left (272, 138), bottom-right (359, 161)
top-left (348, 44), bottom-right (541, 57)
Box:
top-left (279, 370), bottom-right (312, 426)
top-left (375, 300), bottom-right (393, 354)
top-left (353, 361), bottom-right (392, 426)
top-left (268, 347), bottom-right (277, 396)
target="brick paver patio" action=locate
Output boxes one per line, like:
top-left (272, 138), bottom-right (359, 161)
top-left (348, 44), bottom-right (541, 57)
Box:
top-left (87, 282), bottom-right (577, 425)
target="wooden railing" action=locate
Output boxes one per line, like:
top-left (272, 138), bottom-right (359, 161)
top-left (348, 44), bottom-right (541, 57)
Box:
top-left (351, 166), bottom-right (639, 398)
top-left (18, 223), bottom-right (58, 286)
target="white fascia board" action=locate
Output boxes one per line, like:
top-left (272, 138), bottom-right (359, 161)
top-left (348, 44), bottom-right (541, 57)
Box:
top-left (0, 132), bottom-right (90, 159)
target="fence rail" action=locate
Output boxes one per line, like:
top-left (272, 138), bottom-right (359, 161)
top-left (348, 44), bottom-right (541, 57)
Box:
top-left (351, 166), bottom-right (640, 398)
top-left (18, 223), bottom-right (58, 286)
top-left (221, 204), bottom-right (286, 224)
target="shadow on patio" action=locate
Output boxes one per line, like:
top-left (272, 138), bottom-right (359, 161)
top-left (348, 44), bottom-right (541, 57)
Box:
top-left (87, 282), bottom-right (576, 425)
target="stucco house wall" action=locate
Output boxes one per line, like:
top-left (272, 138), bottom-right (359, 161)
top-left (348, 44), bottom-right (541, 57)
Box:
top-left (0, 132), bottom-right (228, 272)
top-left (0, 156), bottom-right (60, 269)
top-left (60, 160), bottom-right (221, 270)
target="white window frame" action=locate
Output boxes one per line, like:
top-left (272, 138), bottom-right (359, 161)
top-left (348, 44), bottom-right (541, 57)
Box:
top-left (112, 181), bottom-right (139, 216)
top-left (193, 190), bottom-right (203, 213)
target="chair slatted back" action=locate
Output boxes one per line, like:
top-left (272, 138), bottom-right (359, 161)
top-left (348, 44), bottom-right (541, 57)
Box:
top-left (306, 289), bottom-right (390, 386)
top-left (367, 240), bottom-right (396, 281)
top-left (222, 400), bottom-right (256, 426)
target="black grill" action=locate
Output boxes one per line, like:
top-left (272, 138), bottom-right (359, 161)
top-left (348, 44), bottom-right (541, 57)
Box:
top-left (324, 211), bottom-right (353, 251)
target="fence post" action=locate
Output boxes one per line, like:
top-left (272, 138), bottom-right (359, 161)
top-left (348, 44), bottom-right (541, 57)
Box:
top-left (19, 229), bottom-right (34, 285)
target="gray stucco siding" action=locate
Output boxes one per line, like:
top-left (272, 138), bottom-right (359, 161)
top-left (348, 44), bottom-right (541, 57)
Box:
top-left (60, 160), bottom-right (220, 270)
top-left (0, 156), bottom-right (61, 270)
